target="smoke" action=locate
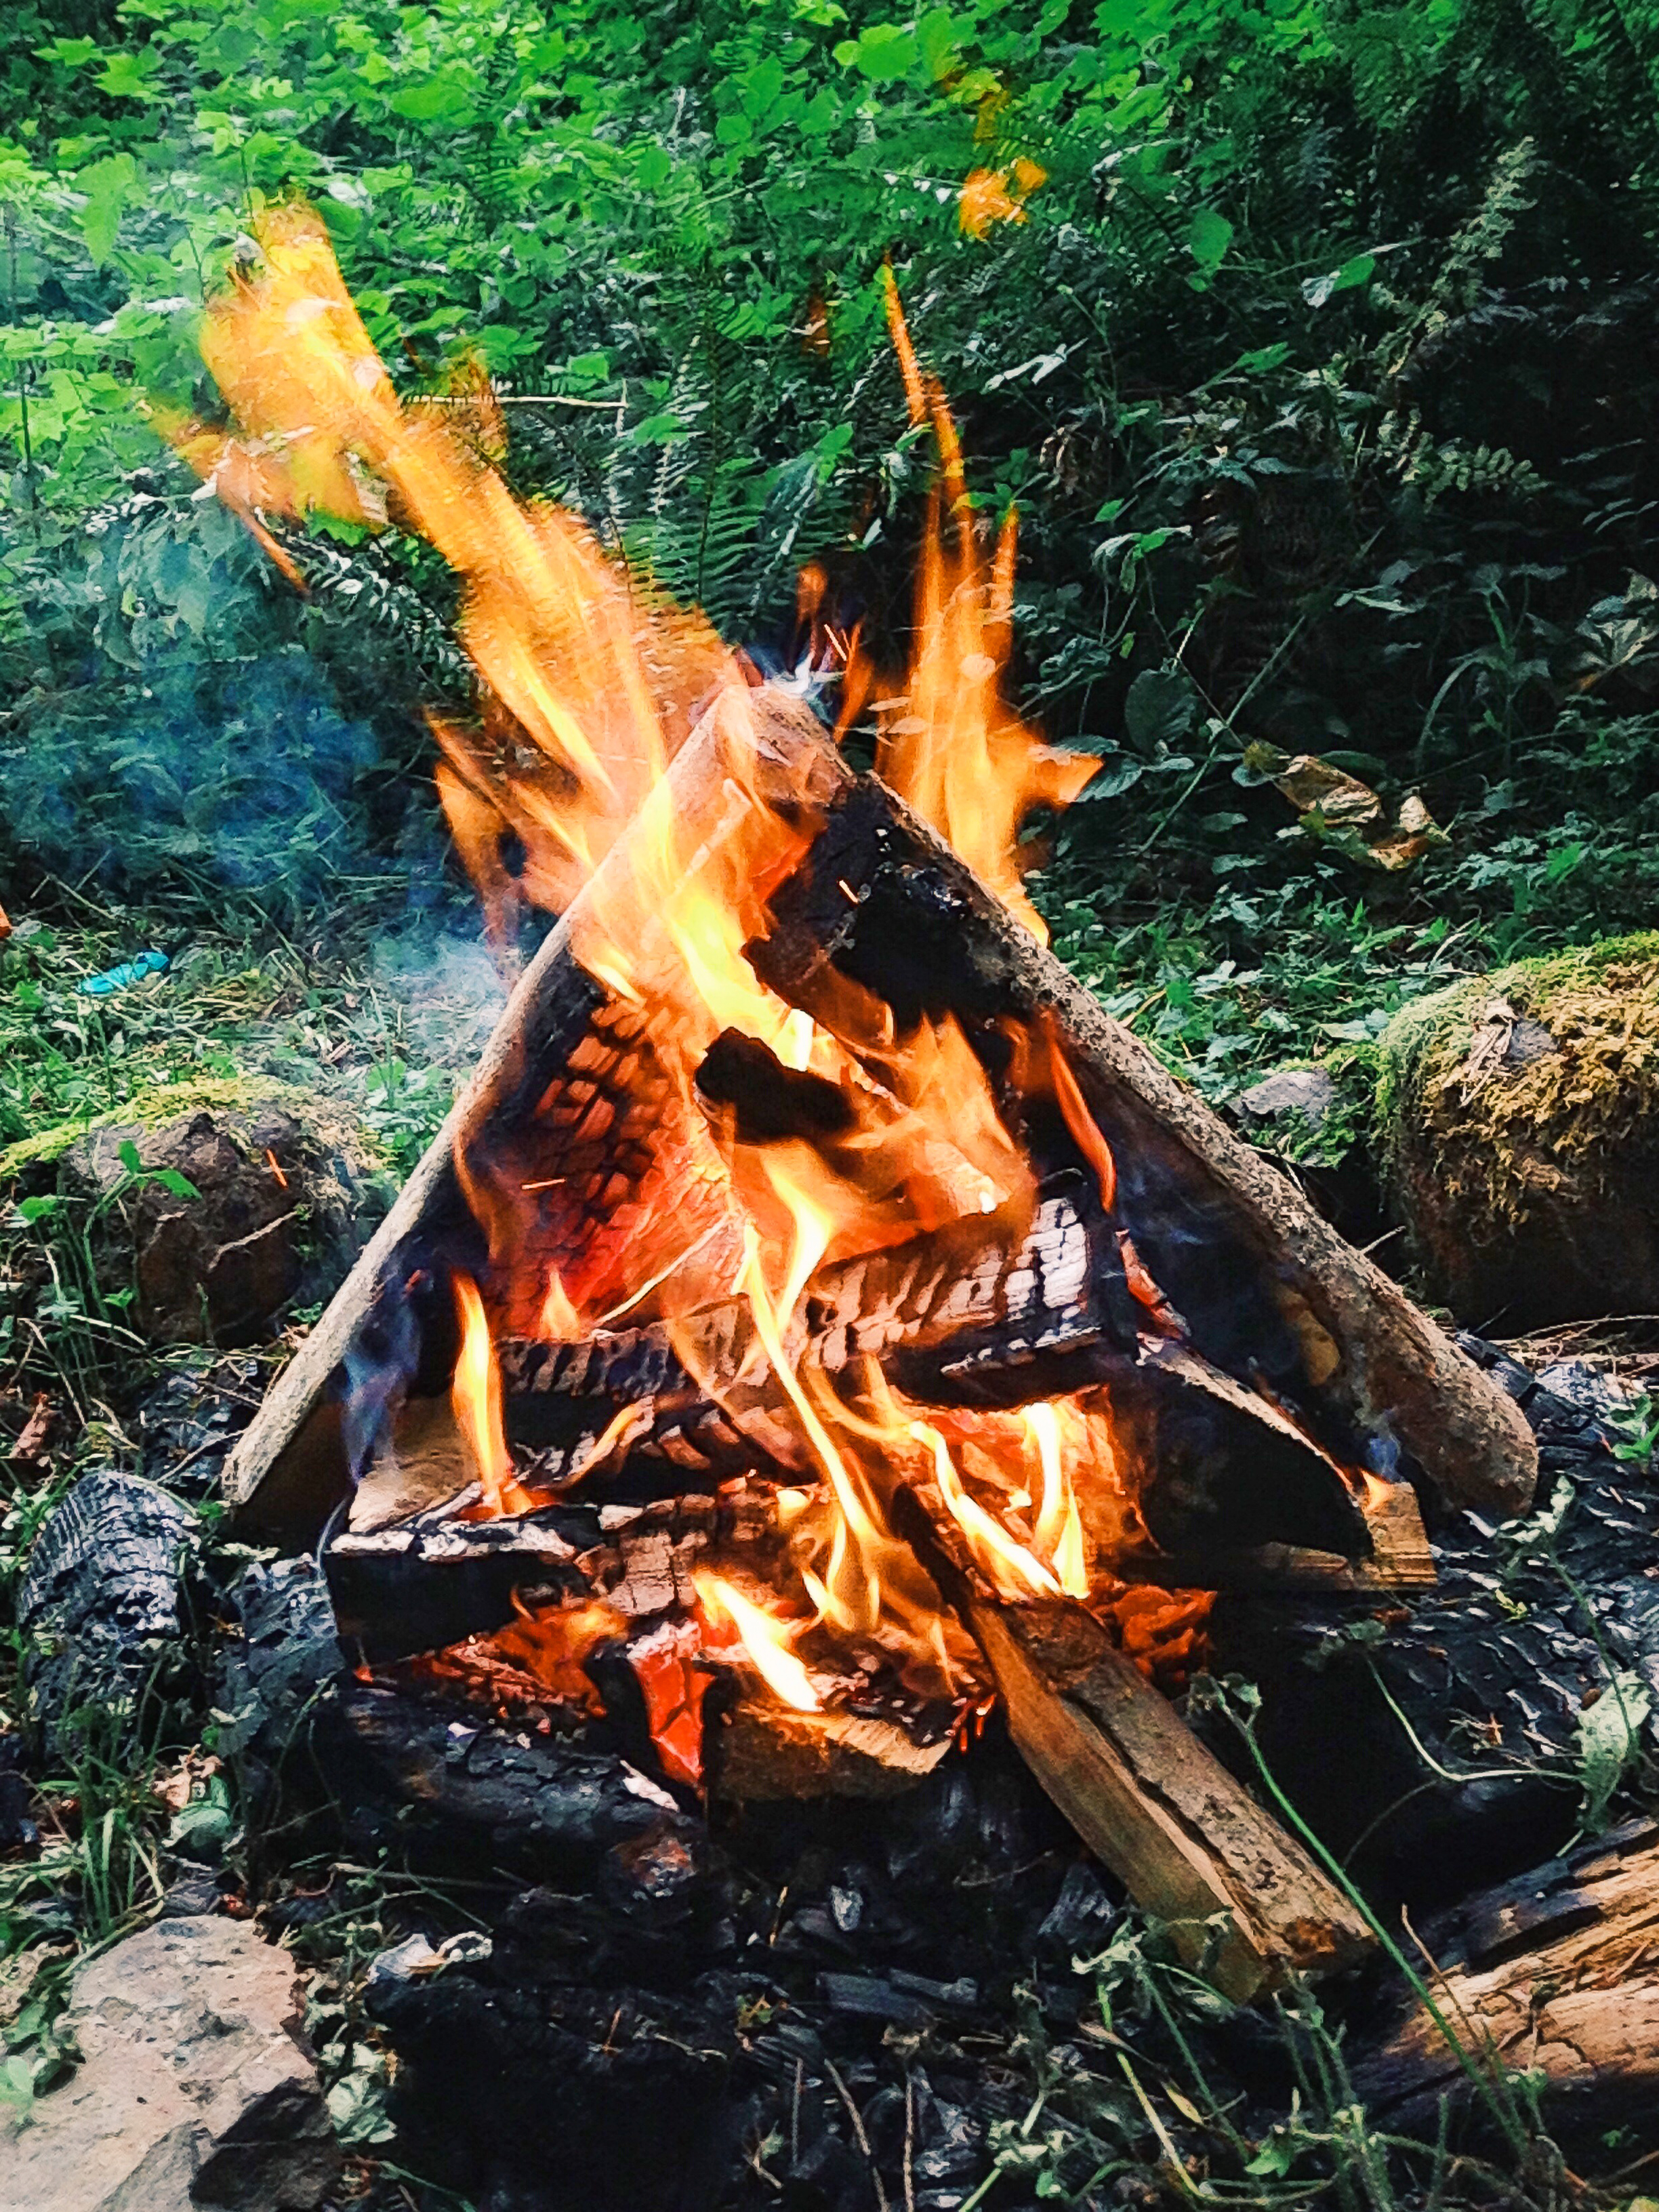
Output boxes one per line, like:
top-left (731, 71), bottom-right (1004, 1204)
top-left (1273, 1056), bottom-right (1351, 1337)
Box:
top-left (0, 493), bottom-right (451, 924)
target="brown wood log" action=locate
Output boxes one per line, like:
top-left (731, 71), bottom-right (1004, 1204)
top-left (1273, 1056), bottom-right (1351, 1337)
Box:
top-left (895, 1486), bottom-right (1374, 2002)
top-left (1351, 1820), bottom-right (1659, 2142)
top-left (967, 1595), bottom-right (1373, 2003)
top-left (1110, 1478), bottom-right (1436, 1596)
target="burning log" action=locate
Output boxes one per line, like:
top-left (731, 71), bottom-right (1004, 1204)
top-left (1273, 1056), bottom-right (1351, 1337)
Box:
top-left (899, 1485), bottom-right (1374, 2002)
top-left (223, 704), bottom-right (1533, 1545)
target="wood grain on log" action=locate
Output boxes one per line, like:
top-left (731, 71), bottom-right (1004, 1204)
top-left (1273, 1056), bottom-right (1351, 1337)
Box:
top-left (1353, 1821), bottom-right (1659, 2139)
top-left (895, 1486), bottom-right (1373, 2000)
top-left (967, 1596), bottom-right (1372, 2002)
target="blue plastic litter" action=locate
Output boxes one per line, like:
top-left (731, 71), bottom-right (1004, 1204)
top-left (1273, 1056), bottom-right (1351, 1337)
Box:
top-left (77, 949), bottom-right (170, 997)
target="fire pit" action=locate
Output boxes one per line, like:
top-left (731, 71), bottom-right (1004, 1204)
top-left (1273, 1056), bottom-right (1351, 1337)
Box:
top-left (148, 208), bottom-right (1659, 2209)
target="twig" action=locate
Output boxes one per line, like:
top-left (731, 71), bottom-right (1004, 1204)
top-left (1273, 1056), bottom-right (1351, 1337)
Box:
top-left (825, 2057), bottom-right (890, 2212)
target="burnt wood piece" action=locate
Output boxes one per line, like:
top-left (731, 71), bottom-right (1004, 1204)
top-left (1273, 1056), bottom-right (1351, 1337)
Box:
top-left (324, 1676), bottom-right (699, 1872)
top-left (1351, 1819), bottom-right (1659, 2149)
top-left (1111, 1479), bottom-right (1435, 1596)
top-left (497, 1193), bottom-right (1370, 1557)
top-left (223, 695), bottom-right (1534, 1538)
top-left (749, 769), bottom-right (1536, 1517)
top-left (18, 1469), bottom-right (192, 1745)
top-left (327, 1482), bottom-right (787, 1660)
top-left (1200, 1347), bottom-right (1651, 1912)
top-left (897, 1488), bottom-right (1374, 2001)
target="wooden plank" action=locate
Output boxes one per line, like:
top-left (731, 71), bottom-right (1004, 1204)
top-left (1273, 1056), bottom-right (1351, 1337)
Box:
top-left (966, 1596), bottom-right (1373, 2002)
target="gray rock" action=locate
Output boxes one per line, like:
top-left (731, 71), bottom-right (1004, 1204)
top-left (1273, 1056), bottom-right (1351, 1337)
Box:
top-left (18, 1469), bottom-right (192, 1744)
top-left (1236, 1066), bottom-right (1341, 1131)
top-left (3, 1914), bottom-right (341, 2212)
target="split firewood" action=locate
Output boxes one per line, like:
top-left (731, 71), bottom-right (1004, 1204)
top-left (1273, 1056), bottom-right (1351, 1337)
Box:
top-left (1111, 1477), bottom-right (1436, 1597)
top-left (711, 1703), bottom-right (955, 1801)
top-left (897, 1483), bottom-right (1374, 2002)
top-left (1351, 1819), bottom-right (1659, 2141)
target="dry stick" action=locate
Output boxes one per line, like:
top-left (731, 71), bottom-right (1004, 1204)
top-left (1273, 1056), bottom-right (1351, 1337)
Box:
top-left (825, 2057), bottom-right (890, 2212)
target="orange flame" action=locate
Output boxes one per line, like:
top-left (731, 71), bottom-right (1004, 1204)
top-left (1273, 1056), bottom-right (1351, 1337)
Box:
top-left (451, 1272), bottom-right (531, 1515)
top-left (874, 266), bottom-right (1094, 943)
top-left (695, 1568), bottom-right (821, 1712)
top-left (178, 209), bottom-right (1191, 1721)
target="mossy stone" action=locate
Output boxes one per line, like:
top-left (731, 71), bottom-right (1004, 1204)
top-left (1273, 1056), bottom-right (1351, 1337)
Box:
top-left (1377, 933), bottom-right (1659, 1326)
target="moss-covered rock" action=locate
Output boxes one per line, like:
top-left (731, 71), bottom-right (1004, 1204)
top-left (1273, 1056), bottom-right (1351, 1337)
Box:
top-left (1378, 933), bottom-right (1659, 1326)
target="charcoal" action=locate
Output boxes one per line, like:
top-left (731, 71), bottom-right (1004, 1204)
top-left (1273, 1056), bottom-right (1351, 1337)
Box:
top-left (17, 1467), bottom-right (192, 1744)
top-left (371, 1967), bottom-right (736, 2212)
top-left (322, 1678), bottom-right (695, 1875)
top-left (1200, 1334), bottom-right (1659, 1906)
top-left (819, 1971), bottom-right (933, 2028)
top-left (215, 1554), bottom-right (344, 1757)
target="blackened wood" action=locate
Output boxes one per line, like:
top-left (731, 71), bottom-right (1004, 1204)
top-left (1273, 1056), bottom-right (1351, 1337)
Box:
top-left (325, 1677), bottom-right (691, 1868)
top-left (18, 1469), bottom-right (192, 1742)
top-left (751, 772), bottom-right (1537, 1518)
top-left (327, 1482), bottom-right (790, 1660)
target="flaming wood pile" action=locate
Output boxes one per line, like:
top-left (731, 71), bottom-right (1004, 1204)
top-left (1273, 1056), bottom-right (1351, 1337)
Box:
top-left (175, 204), bottom-right (1544, 2020)
top-left (224, 699), bottom-right (1532, 2003)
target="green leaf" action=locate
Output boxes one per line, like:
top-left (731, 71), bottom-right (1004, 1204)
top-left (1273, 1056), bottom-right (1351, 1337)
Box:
top-left (94, 50), bottom-right (160, 101)
top-left (14, 1195), bottom-right (62, 1225)
top-left (1302, 251), bottom-right (1376, 308)
top-left (389, 74), bottom-right (473, 123)
top-left (1576, 1670), bottom-right (1652, 1832)
top-left (1123, 668), bottom-right (1198, 756)
top-left (838, 22), bottom-right (917, 80)
top-left (77, 152), bottom-right (137, 268)
top-left (117, 1138), bottom-right (143, 1174)
top-left (1187, 206), bottom-right (1234, 274)
top-left (151, 1167), bottom-right (201, 1201)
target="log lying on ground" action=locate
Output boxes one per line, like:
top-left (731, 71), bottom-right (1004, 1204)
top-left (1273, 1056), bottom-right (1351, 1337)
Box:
top-left (900, 1486), bottom-right (1374, 2003)
top-left (1351, 1818), bottom-right (1659, 2147)
top-left (221, 692), bottom-right (1534, 1544)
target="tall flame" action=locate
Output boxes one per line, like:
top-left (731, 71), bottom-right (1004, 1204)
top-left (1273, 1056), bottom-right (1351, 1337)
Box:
top-left (873, 264), bottom-right (1096, 943)
top-left (451, 1272), bottom-right (530, 1516)
top-left (177, 207), bottom-right (1151, 1713)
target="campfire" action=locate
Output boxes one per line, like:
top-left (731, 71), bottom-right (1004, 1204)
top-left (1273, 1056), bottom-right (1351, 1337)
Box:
top-left (192, 211), bottom-right (1534, 2007)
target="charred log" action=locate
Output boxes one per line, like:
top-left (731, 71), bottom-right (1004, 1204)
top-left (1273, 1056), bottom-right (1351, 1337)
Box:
top-left (1198, 1343), bottom-right (1652, 1911)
